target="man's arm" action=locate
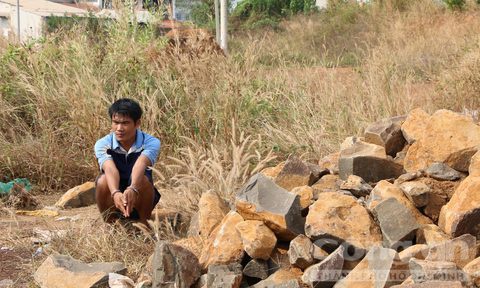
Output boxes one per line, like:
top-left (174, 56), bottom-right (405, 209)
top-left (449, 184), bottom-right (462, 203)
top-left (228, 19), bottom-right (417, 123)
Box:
top-left (103, 160), bottom-right (127, 216)
top-left (123, 155), bottom-right (151, 216)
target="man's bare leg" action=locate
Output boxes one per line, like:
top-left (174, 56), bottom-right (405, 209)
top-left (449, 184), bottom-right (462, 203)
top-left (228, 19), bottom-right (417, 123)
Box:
top-left (134, 175), bottom-right (155, 226)
top-left (95, 174), bottom-right (119, 223)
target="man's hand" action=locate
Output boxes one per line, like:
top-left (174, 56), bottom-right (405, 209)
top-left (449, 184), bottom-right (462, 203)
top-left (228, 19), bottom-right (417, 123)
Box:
top-left (123, 188), bottom-right (138, 217)
top-left (112, 192), bottom-right (127, 216)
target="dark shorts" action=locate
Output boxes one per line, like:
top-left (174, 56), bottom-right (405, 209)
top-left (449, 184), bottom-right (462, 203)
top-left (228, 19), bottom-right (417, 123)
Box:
top-left (96, 174), bottom-right (161, 208)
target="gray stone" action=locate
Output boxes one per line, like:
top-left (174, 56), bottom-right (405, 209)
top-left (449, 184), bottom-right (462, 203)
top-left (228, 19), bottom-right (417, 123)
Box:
top-left (34, 254), bottom-right (126, 288)
top-left (288, 234), bottom-right (314, 269)
top-left (425, 234), bottom-right (476, 268)
top-left (364, 116), bottom-right (407, 157)
top-left (339, 156), bottom-right (405, 183)
top-left (242, 259), bottom-right (268, 280)
top-left (207, 263), bottom-right (243, 288)
top-left (399, 181), bottom-right (430, 208)
top-left (339, 175), bottom-right (372, 198)
top-left (302, 245), bottom-right (344, 288)
top-left (409, 258), bottom-right (468, 284)
top-left (152, 242), bottom-right (201, 288)
top-left (235, 173), bottom-right (305, 241)
top-left (425, 163), bottom-right (463, 181)
top-left (372, 198), bottom-right (420, 249)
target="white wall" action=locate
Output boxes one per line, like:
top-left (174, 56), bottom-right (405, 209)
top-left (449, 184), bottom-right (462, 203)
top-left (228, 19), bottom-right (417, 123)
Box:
top-left (316, 0), bottom-right (328, 9)
top-left (10, 8), bottom-right (44, 42)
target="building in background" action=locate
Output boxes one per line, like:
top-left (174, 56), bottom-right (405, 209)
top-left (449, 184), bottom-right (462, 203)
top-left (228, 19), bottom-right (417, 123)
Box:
top-left (0, 0), bottom-right (87, 41)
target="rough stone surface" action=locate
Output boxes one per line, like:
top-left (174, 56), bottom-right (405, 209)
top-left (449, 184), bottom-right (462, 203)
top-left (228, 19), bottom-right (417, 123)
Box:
top-left (415, 224), bottom-right (450, 246)
top-left (409, 258), bottom-right (467, 284)
top-left (235, 173), bottom-right (305, 241)
top-left (34, 254), bottom-right (126, 288)
top-left (305, 192), bottom-right (382, 253)
top-left (302, 245), bottom-right (344, 288)
top-left (401, 108), bottom-right (430, 145)
top-left (404, 109), bottom-right (480, 172)
top-left (318, 152), bottom-right (340, 174)
top-left (268, 246), bottom-right (291, 275)
top-left (399, 181), bottom-right (430, 208)
top-left (367, 180), bottom-right (432, 225)
top-left (364, 116), bottom-right (407, 157)
top-left (390, 281), bottom-right (463, 288)
top-left (339, 154), bottom-right (404, 183)
top-left (275, 156), bottom-right (318, 191)
top-left (333, 246), bottom-right (404, 288)
top-left (288, 234), bottom-right (314, 269)
top-left (261, 162), bottom-right (285, 180)
top-left (339, 175), bottom-right (372, 198)
top-left (444, 147), bottom-right (478, 173)
top-left (312, 244), bottom-right (329, 261)
top-left (425, 234), bottom-right (477, 268)
top-left (463, 257), bottom-right (480, 287)
top-left (398, 244), bottom-right (429, 263)
top-left (372, 197), bottom-right (420, 249)
top-left (419, 177), bottom-right (458, 222)
top-left (199, 211), bottom-right (244, 270)
top-left (152, 242), bottom-right (201, 288)
top-left (425, 163), bottom-right (463, 181)
top-left (242, 259), bottom-right (268, 280)
top-left (439, 176), bottom-right (480, 238)
top-left (252, 269), bottom-right (302, 288)
top-left (311, 175), bottom-right (341, 199)
top-left (290, 186), bottom-right (314, 210)
top-left (190, 191), bottom-right (229, 239)
top-left (55, 182), bottom-right (96, 209)
top-left (469, 151), bottom-right (480, 177)
top-left (172, 236), bottom-right (204, 260)
top-left (394, 171), bottom-right (423, 185)
top-left (235, 220), bottom-right (277, 260)
top-left (206, 263), bottom-right (243, 288)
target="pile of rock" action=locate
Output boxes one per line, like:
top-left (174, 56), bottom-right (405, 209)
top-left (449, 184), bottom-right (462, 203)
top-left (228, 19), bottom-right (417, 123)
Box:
top-left (152, 108), bottom-right (480, 287)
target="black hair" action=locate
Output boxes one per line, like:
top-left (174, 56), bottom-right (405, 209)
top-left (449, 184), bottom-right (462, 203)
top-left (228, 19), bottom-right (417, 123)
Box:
top-left (108, 98), bottom-right (143, 122)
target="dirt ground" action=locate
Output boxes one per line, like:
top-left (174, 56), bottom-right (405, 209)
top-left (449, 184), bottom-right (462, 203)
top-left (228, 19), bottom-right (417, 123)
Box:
top-left (0, 194), bottom-right (100, 287)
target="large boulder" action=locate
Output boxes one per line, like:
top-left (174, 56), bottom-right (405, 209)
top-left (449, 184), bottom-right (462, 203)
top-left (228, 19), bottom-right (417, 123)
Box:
top-left (333, 246), bottom-right (405, 288)
top-left (55, 182), bottom-right (96, 209)
top-left (363, 116), bottom-right (406, 157)
top-left (404, 109), bottom-right (480, 172)
top-left (469, 151), bottom-right (480, 176)
top-left (152, 242), bottom-right (201, 288)
top-left (338, 140), bottom-right (404, 182)
top-left (463, 257), bottom-right (480, 287)
top-left (438, 176), bottom-right (480, 238)
top-left (401, 108), bottom-right (430, 145)
top-left (425, 234), bottom-right (477, 268)
top-left (199, 211), bottom-right (244, 270)
top-left (193, 191), bottom-right (229, 239)
top-left (372, 198), bottom-right (420, 249)
top-left (311, 175), bottom-right (341, 199)
top-left (305, 192), bottom-right (382, 254)
top-left (302, 245), bottom-right (345, 288)
top-left (235, 174), bottom-right (305, 241)
top-left (34, 254), bottom-right (126, 288)
top-left (367, 180), bottom-right (432, 225)
top-left (235, 220), bottom-right (277, 260)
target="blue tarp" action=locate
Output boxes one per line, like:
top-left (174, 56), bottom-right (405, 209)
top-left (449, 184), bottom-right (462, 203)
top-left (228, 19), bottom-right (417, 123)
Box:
top-left (0, 178), bottom-right (31, 197)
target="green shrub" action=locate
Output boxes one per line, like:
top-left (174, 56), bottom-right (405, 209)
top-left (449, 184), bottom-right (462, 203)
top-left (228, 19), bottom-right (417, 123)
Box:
top-left (443, 0), bottom-right (465, 10)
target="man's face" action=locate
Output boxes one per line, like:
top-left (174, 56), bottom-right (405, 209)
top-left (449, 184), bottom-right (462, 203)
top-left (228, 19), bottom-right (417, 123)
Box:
top-left (111, 113), bottom-right (140, 144)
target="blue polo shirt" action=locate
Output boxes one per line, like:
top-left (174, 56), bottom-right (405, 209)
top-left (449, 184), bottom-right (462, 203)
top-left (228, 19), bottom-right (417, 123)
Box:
top-left (94, 129), bottom-right (161, 171)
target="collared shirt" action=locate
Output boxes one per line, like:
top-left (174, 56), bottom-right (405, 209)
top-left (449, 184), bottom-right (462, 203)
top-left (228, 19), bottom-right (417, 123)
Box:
top-left (94, 129), bottom-right (161, 171)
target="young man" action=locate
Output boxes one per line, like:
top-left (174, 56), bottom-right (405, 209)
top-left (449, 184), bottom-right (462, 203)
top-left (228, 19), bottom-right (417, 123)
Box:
top-left (94, 98), bottom-right (161, 225)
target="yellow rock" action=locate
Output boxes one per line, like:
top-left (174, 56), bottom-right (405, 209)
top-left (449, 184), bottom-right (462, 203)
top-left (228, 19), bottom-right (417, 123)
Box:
top-left (401, 108), bottom-right (430, 144)
top-left (197, 191), bottom-right (229, 239)
top-left (404, 109), bottom-right (480, 172)
top-left (290, 186), bottom-right (313, 209)
top-left (235, 220), bottom-right (277, 260)
top-left (55, 182), bottom-right (96, 209)
top-left (16, 210), bottom-right (59, 217)
top-left (260, 162), bottom-right (285, 180)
